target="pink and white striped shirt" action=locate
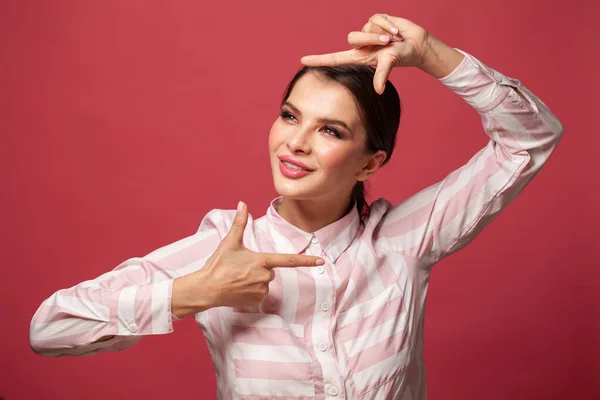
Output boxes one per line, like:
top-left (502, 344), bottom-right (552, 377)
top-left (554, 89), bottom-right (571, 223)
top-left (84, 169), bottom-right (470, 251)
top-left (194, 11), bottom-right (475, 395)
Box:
top-left (30, 49), bottom-right (564, 400)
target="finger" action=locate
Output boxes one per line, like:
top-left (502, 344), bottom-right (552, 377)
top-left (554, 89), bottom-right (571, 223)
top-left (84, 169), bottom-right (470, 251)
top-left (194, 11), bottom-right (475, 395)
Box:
top-left (260, 268), bottom-right (276, 283)
top-left (262, 253), bottom-right (325, 269)
top-left (224, 201), bottom-right (248, 246)
top-left (368, 14), bottom-right (400, 37)
top-left (373, 54), bottom-right (396, 94)
top-left (300, 50), bottom-right (361, 67)
top-left (348, 31), bottom-right (391, 48)
top-left (261, 284), bottom-right (270, 296)
top-left (362, 22), bottom-right (404, 43)
top-left (362, 22), bottom-right (387, 35)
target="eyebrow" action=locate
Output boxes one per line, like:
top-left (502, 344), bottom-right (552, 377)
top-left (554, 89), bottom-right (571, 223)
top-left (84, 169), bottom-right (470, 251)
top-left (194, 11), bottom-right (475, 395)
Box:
top-left (283, 101), bottom-right (354, 134)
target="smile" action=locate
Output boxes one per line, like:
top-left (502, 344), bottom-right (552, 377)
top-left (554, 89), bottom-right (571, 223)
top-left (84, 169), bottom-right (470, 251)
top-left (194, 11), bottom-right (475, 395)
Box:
top-left (278, 156), bottom-right (313, 179)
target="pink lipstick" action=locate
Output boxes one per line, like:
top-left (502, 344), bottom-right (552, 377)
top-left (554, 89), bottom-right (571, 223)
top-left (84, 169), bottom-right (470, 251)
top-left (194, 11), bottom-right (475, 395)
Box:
top-left (278, 155), bottom-right (313, 179)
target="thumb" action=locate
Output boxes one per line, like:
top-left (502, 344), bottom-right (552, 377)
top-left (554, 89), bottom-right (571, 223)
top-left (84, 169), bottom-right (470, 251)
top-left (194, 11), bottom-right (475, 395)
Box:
top-left (374, 54), bottom-right (395, 94)
top-left (225, 201), bottom-right (248, 246)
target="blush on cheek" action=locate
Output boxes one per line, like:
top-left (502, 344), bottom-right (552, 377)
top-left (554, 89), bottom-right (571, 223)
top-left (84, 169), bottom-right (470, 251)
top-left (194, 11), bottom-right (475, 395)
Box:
top-left (316, 147), bottom-right (365, 191)
top-left (319, 147), bottom-right (358, 170)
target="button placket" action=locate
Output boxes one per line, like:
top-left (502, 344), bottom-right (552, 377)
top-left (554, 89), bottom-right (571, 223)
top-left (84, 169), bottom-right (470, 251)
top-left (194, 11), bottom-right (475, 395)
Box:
top-left (306, 244), bottom-right (343, 398)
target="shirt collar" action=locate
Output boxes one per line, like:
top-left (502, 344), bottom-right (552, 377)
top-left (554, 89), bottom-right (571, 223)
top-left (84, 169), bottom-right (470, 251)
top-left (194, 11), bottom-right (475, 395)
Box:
top-left (265, 197), bottom-right (361, 262)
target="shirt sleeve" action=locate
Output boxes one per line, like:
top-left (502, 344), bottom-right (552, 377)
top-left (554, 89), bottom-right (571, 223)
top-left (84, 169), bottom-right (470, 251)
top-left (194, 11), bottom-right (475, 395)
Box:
top-left (376, 49), bottom-right (564, 267)
top-left (29, 209), bottom-right (226, 357)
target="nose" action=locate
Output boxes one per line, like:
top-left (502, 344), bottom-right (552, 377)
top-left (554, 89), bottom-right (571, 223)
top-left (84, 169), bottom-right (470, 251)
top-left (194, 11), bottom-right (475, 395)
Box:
top-left (286, 125), bottom-right (312, 154)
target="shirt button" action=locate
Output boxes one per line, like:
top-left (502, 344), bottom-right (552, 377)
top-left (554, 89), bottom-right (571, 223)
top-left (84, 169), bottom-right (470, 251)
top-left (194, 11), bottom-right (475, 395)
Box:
top-left (128, 323), bottom-right (138, 333)
top-left (319, 342), bottom-right (328, 352)
top-left (316, 266), bottom-right (325, 274)
top-left (320, 302), bottom-right (330, 312)
top-left (329, 386), bottom-right (339, 396)
top-left (310, 236), bottom-right (319, 244)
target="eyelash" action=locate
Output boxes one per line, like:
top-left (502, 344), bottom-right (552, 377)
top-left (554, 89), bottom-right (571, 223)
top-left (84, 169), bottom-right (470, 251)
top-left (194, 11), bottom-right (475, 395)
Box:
top-left (279, 110), bottom-right (342, 139)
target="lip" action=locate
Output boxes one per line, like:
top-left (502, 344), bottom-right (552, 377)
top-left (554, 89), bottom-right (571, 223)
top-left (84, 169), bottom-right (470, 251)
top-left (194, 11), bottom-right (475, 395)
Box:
top-left (278, 155), bottom-right (314, 179)
top-left (278, 155), bottom-right (313, 171)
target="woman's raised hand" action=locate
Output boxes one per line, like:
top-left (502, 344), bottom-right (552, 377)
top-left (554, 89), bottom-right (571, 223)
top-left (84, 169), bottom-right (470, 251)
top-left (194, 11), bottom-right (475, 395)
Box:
top-left (171, 202), bottom-right (325, 318)
top-left (300, 14), bottom-right (431, 94)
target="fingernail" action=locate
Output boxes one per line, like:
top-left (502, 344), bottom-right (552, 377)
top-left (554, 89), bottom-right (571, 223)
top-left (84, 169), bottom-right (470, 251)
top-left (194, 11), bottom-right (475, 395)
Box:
top-left (316, 259), bottom-right (325, 265)
top-left (379, 35), bottom-right (390, 43)
top-left (237, 201), bottom-right (244, 213)
top-left (390, 27), bottom-right (399, 35)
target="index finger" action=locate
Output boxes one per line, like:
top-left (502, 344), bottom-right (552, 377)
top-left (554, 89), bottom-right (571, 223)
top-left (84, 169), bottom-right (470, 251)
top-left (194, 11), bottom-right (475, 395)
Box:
top-left (262, 253), bottom-right (325, 269)
top-left (300, 49), bottom-right (361, 67)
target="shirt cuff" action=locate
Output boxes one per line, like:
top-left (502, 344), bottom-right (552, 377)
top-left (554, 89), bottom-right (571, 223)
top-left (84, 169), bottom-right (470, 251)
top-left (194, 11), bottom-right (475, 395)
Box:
top-left (115, 279), bottom-right (175, 336)
top-left (438, 48), bottom-right (539, 114)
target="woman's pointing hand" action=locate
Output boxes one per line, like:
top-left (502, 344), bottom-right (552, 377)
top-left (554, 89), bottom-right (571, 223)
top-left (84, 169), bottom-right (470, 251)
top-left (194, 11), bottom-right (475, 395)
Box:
top-left (172, 202), bottom-right (324, 318)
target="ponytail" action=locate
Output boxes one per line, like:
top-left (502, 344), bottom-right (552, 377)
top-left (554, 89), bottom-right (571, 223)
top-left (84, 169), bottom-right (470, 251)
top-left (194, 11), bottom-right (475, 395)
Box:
top-left (351, 181), bottom-right (370, 220)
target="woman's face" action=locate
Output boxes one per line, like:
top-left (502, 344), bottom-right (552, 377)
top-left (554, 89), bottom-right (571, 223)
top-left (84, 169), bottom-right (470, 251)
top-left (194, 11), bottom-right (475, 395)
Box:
top-left (269, 73), bottom-right (380, 203)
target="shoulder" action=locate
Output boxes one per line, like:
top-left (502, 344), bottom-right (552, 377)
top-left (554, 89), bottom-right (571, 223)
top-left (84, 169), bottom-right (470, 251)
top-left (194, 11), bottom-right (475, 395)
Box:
top-left (363, 198), bottom-right (398, 248)
top-left (366, 198), bottom-right (394, 225)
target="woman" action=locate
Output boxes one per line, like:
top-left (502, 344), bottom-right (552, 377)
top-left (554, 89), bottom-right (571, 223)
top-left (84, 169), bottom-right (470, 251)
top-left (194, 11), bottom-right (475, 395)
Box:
top-left (30, 14), bottom-right (563, 400)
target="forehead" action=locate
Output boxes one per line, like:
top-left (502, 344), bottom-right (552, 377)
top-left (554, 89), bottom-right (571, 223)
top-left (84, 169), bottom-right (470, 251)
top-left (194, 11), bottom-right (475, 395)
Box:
top-left (287, 73), bottom-right (364, 130)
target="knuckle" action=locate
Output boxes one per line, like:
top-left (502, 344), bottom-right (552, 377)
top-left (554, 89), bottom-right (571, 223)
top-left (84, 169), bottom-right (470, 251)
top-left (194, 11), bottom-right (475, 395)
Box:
top-left (257, 255), bottom-right (269, 269)
top-left (287, 255), bottom-right (298, 266)
top-left (262, 270), bottom-right (272, 282)
top-left (270, 270), bottom-right (276, 280)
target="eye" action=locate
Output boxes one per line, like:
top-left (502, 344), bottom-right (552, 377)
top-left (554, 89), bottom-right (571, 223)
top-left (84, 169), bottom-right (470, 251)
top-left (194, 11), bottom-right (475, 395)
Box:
top-left (280, 110), bottom-right (342, 139)
top-left (323, 126), bottom-right (342, 138)
top-left (279, 110), bottom-right (297, 122)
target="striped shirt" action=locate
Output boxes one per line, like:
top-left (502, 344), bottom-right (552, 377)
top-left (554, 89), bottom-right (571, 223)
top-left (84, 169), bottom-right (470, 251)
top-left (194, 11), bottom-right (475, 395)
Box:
top-left (30, 49), bottom-right (564, 400)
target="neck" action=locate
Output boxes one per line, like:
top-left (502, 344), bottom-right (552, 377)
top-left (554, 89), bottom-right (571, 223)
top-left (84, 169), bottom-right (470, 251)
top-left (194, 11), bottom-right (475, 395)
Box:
top-left (277, 195), bottom-right (353, 233)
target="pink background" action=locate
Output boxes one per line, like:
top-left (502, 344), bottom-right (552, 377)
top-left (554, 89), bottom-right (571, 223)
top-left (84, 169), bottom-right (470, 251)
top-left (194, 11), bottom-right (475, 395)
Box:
top-left (2, 0), bottom-right (598, 399)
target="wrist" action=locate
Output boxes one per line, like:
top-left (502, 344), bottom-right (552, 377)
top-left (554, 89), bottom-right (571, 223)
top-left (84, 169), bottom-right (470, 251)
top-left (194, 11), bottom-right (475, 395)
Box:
top-left (417, 34), bottom-right (465, 79)
top-left (172, 272), bottom-right (214, 318)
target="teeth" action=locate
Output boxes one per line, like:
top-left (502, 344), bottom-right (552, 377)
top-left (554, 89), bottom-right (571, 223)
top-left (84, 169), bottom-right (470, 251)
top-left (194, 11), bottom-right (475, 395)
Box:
top-left (283, 161), bottom-right (304, 170)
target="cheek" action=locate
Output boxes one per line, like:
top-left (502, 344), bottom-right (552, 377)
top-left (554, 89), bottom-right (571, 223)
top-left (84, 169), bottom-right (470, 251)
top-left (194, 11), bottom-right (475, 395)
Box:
top-left (268, 121), bottom-right (285, 152)
top-left (317, 145), bottom-right (362, 173)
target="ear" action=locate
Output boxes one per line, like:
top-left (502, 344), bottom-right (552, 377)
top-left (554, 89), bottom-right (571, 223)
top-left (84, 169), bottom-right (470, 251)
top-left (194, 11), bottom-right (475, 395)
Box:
top-left (356, 150), bottom-right (387, 181)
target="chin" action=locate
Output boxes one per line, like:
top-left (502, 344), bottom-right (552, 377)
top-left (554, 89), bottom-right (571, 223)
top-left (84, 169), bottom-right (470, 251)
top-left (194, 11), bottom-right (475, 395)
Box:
top-left (272, 174), bottom-right (322, 200)
top-left (274, 180), bottom-right (311, 200)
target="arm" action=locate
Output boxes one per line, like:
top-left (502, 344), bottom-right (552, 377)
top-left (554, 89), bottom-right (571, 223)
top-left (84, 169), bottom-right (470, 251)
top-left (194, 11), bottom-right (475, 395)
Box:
top-left (300, 15), bottom-right (564, 266)
top-left (30, 204), bottom-right (324, 357)
top-left (379, 37), bottom-right (564, 265)
top-left (29, 210), bottom-right (224, 357)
